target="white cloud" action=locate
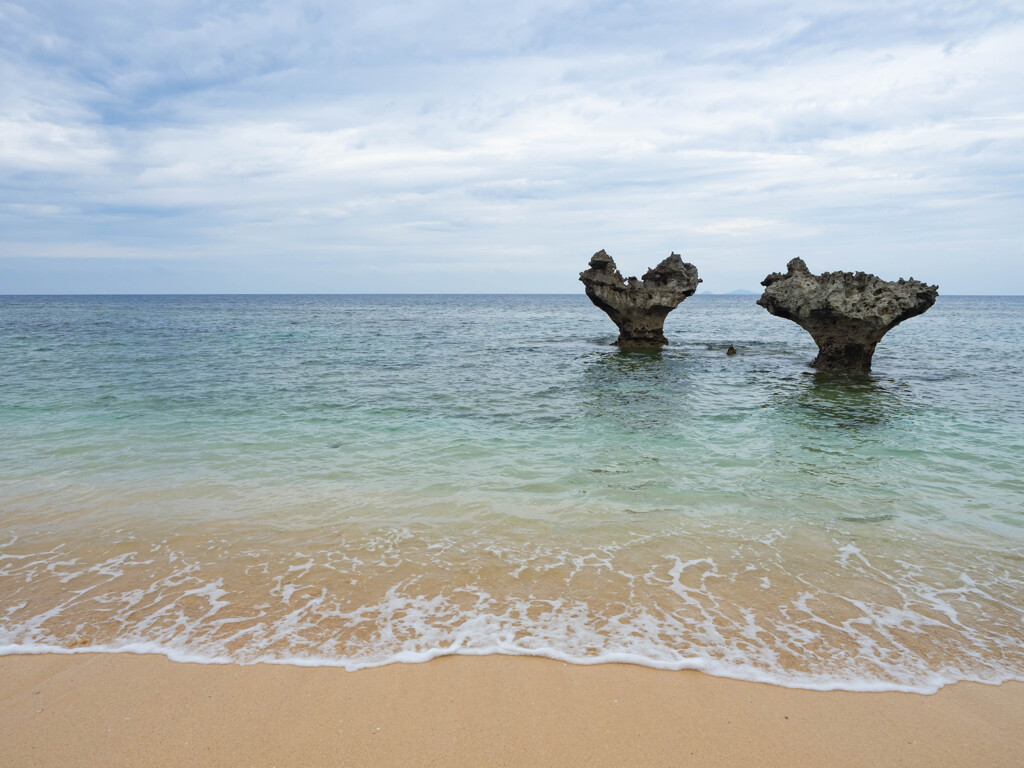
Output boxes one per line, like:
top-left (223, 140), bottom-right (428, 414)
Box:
top-left (1, 1), bottom-right (1022, 292)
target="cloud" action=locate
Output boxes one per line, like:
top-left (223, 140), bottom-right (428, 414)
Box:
top-left (1, 1), bottom-right (1022, 293)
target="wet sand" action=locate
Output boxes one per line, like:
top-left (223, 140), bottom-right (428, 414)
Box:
top-left (2, 653), bottom-right (1022, 767)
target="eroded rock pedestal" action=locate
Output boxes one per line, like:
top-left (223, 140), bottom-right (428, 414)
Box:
top-left (757, 258), bottom-right (938, 373)
top-left (579, 250), bottom-right (701, 346)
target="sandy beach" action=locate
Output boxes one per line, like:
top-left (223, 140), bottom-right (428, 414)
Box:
top-left (2, 653), bottom-right (1022, 767)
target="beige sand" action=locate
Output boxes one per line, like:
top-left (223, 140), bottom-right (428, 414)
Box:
top-left (2, 653), bottom-right (1022, 767)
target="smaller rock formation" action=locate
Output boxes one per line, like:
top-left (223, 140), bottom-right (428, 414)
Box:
top-left (579, 250), bottom-right (701, 346)
top-left (726, 345), bottom-right (737, 356)
top-left (757, 258), bottom-right (938, 373)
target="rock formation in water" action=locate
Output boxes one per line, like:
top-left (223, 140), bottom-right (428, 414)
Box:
top-left (757, 258), bottom-right (938, 373)
top-left (579, 250), bottom-right (701, 346)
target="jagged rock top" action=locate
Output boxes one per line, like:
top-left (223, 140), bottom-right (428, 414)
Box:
top-left (758, 258), bottom-right (938, 330)
top-left (580, 250), bottom-right (701, 303)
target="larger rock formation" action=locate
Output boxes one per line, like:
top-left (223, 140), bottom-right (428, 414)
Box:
top-left (579, 250), bottom-right (701, 346)
top-left (757, 258), bottom-right (938, 373)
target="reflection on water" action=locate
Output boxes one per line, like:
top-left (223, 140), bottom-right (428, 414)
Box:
top-left (577, 348), bottom-right (696, 432)
top-left (772, 371), bottom-right (914, 430)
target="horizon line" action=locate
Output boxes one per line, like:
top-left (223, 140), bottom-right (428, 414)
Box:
top-left (2, 292), bottom-right (1019, 298)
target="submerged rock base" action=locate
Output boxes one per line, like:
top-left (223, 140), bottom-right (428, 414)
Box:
top-left (579, 250), bottom-right (701, 347)
top-left (757, 258), bottom-right (938, 373)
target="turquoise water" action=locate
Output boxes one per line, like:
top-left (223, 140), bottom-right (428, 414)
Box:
top-left (1, 294), bottom-right (1022, 691)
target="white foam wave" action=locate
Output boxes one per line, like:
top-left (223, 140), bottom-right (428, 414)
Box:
top-left (3, 523), bottom-right (1024, 695)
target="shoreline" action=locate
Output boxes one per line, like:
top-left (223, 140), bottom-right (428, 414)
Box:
top-left (3, 653), bottom-right (1023, 767)
top-left (1, 643), bottom-right (1015, 694)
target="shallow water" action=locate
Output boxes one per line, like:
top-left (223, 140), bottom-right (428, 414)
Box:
top-left (1, 294), bottom-right (1022, 691)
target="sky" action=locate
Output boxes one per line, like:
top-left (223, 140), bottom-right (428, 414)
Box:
top-left (1, 0), bottom-right (1022, 294)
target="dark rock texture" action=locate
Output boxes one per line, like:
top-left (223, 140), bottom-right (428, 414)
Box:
top-left (757, 258), bottom-right (938, 372)
top-left (579, 250), bottom-right (701, 346)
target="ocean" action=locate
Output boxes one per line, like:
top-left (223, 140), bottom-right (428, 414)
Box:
top-left (1, 294), bottom-right (1022, 692)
